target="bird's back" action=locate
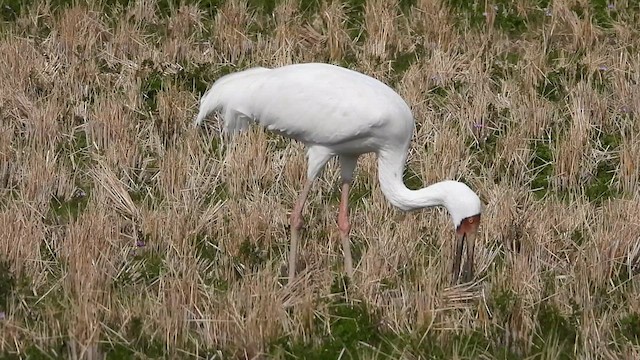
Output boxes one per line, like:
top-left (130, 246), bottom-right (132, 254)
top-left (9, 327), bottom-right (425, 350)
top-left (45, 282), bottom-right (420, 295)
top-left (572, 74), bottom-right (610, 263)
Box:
top-left (211, 63), bottom-right (415, 155)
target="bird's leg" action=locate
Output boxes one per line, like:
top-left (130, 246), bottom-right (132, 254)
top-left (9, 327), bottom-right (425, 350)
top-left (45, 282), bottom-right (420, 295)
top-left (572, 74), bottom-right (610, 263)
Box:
top-left (289, 180), bottom-right (313, 283)
top-left (338, 181), bottom-right (353, 278)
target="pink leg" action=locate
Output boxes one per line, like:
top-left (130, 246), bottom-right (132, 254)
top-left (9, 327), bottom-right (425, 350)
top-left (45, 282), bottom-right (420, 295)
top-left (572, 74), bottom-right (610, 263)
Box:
top-left (288, 181), bottom-right (313, 282)
top-left (338, 181), bottom-right (353, 277)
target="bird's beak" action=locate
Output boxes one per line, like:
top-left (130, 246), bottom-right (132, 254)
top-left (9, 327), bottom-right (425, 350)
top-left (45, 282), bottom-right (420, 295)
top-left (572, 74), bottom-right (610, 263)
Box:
top-left (452, 214), bottom-right (481, 284)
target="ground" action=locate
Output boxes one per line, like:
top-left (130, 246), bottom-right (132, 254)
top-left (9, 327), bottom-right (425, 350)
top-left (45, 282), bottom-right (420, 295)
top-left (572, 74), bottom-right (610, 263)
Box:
top-left (0, 0), bottom-right (639, 358)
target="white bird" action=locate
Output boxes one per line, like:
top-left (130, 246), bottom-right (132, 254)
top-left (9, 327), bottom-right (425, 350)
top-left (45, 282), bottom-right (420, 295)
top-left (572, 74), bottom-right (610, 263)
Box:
top-left (194, 63), bottom-right (482, 284)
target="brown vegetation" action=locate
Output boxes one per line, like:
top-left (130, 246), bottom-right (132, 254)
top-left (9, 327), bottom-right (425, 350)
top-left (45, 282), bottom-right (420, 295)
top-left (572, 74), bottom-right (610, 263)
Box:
top-left (0, 0), bottom-right (639, 358)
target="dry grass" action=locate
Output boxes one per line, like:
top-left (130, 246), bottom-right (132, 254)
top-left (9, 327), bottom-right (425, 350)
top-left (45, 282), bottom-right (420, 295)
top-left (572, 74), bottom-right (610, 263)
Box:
top-left (0, 0), bottom-right (639, 358)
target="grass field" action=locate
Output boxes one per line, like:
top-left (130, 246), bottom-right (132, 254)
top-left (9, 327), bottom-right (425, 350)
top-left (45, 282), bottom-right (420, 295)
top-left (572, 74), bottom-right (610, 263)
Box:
top-left (1, 0), bottom-right (640, 358)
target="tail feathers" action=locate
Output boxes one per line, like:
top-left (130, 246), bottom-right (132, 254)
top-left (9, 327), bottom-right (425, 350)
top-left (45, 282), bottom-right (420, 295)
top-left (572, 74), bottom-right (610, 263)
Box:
top-left (193, 89), bottom-right (252, 137)
top-left (194, 66), bottom-right (271, 130)
top-left (193, 88), bottom-right (218, 127)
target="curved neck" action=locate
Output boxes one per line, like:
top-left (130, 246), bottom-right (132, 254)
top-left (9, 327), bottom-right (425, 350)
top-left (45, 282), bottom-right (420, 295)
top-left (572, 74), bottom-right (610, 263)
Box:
top-left (376, 148), bottom-right (447, 212)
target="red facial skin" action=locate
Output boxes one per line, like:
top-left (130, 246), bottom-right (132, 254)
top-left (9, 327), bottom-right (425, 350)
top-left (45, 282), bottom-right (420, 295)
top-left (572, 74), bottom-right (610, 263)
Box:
top-left (453, 214), bottom-right (481, 283)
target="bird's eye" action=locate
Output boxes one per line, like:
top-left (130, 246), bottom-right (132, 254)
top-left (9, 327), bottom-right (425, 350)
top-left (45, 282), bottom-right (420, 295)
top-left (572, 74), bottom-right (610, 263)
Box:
top-left (468, 218), bottom-right (474, 224)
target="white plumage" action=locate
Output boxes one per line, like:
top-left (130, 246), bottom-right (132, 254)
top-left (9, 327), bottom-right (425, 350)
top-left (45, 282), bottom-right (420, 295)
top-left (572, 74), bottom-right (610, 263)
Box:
top-left (194, 63), bottom-right (482, 283)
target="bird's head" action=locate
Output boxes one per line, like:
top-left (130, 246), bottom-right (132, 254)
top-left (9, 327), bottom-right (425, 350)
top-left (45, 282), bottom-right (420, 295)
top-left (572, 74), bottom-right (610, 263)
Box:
top-left (455, 214), bottom-right (481, 249)
top-left (439, 180), bottom-right (482, 235)
top-left (439, 180), bottom-right (482, 283)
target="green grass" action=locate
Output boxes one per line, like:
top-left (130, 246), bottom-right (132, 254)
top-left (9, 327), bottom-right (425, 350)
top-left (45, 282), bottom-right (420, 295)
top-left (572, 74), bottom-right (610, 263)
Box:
top-left (112, 248), bottom-right (167, 289)
top-left (403, 166), bottom-right (424, 190)
top-left (0, 259), bottom-right (15, 312)
top-left (618, 312), bottom-right (640, 345)
top-left (101, 317), bottom-right (167, 359)
top-left (444, 0), bottom-right (547, 36)
top-left (389, 48), bottom-right (423, 86)
top-left (140, 68), bottom-right (167, 112)
top-left (529, 140), bottom-right (553, 198)
top-left (490, 51), bottom-right (520, 85)
top-left (537, 69), bottom-right (566, 103)
top-left (0, 0), bottom-right (21, 22)
top-left (177, 62), bottom-right (220, 95)
top-left (533, 303), bottom-right (578, 359)
top-left (269, 276), bottom-right (530, 359)
top-left (270, 275), bottom-right (384, 359)
top-left (344, 0), bottom-right (367, 43)
top-left (585, 160), bottom-right (617, 203)
top-left (48, 190), bottom-right (90, 224)
top-left (584, 129), bottom-right (621, 203)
